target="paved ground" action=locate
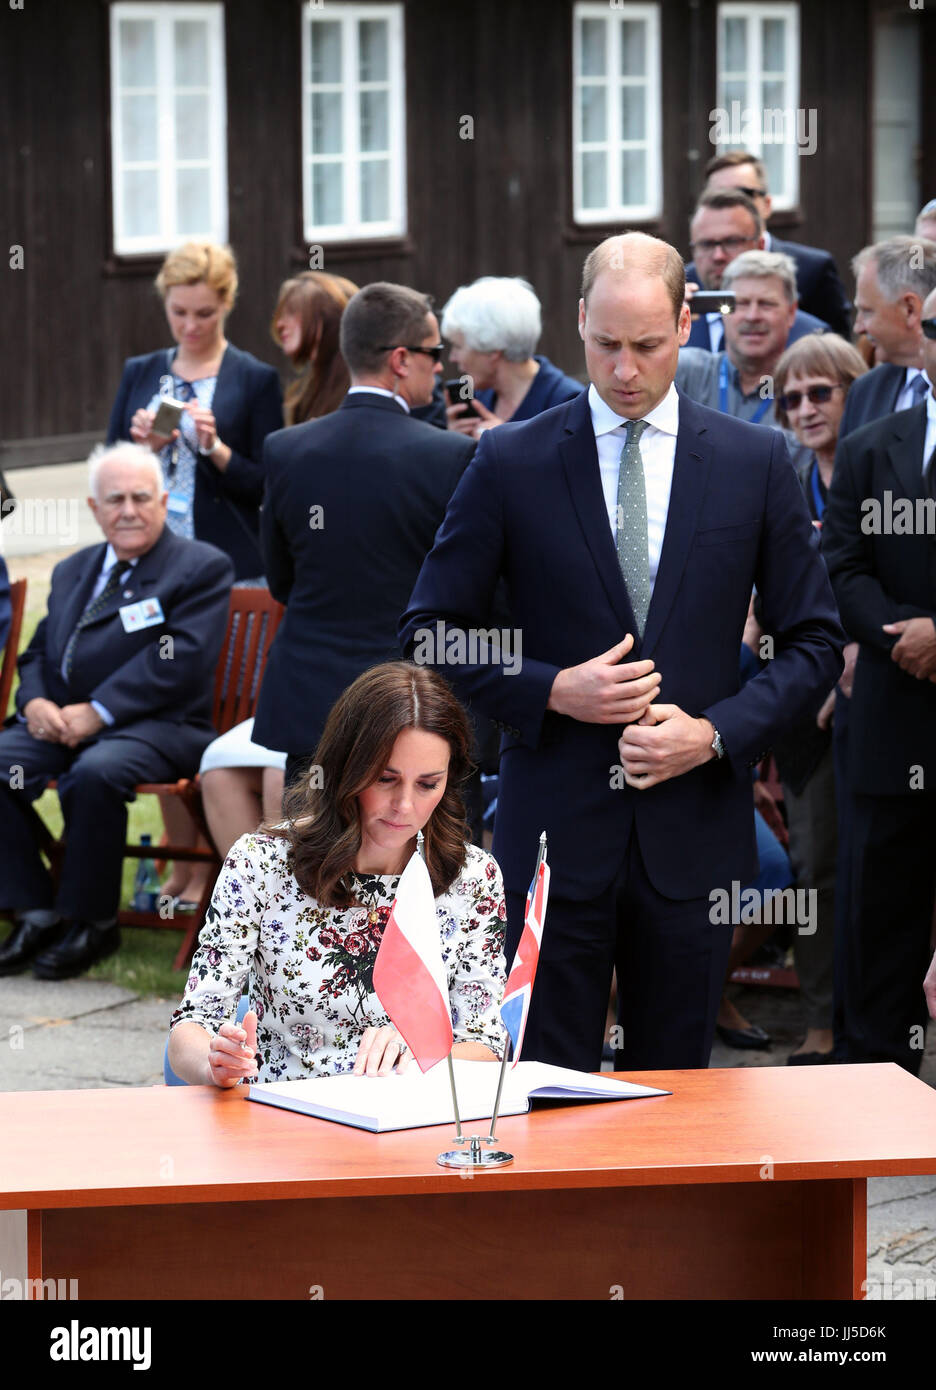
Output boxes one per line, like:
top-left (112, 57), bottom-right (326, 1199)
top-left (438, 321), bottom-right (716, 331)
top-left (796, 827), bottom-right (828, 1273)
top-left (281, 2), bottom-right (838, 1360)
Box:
top-left (2, 460), bottom-right (934, 1297)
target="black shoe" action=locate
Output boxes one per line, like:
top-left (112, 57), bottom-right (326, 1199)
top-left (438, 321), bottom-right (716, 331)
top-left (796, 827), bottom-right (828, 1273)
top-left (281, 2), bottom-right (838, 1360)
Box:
top-left (32, 921), bottom-right (120, 980)
top-left (0, 919), bottom-right (63, 976)
top-left (715, 1023), bottom-right (772, 1050)
top-left (787, 1050), bottom-right (837, 1065)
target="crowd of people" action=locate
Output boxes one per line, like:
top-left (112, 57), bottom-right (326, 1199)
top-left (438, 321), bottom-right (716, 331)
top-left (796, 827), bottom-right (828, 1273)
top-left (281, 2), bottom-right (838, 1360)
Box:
top-left (2, 145), bottom-right (935, 1086)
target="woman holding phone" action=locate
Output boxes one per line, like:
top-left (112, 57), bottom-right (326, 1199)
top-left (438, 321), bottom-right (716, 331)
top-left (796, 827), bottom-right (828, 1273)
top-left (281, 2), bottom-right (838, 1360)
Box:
top-left (106, 241), bottom-right (283, 582)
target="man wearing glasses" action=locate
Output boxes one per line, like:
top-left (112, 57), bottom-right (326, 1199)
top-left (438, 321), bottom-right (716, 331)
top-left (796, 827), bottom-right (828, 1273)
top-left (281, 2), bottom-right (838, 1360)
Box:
top-left (822, 287), bottom-right (936, 1075)
top-left (684, 189), bottom-right (829, 352)
top-left (699, 149), bottom-right (852, 338)
top-left (254, 282), bottom-right (476, 788)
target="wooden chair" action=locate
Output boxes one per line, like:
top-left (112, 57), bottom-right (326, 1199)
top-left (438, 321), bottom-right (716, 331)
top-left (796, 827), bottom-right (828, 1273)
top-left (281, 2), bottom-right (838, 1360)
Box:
top-left (27, 588), bottom-right (284, 970)
top-left (0, 577), bottom-right (27, 721)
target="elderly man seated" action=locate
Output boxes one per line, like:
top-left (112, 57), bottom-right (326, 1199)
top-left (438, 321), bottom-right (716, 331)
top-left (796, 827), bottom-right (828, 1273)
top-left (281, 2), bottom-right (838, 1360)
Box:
top-left (0, 441), bottom-right (234, 980)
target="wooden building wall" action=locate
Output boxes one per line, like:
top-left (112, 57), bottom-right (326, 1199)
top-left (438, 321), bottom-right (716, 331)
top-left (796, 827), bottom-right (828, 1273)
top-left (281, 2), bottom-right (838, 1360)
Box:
top-left (0, 0), bottom-right (897, 462)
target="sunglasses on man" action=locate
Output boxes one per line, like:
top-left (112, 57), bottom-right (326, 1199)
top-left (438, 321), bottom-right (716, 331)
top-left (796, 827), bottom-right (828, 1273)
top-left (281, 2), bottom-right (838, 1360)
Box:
top-left (379, 343), bottom-right (446, 361)
top-left (776, 384), bottom-right (845, 412)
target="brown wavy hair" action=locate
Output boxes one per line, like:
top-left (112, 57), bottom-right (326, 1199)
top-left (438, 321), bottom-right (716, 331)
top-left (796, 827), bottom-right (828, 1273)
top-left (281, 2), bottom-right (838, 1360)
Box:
top-left (268, 662), bottom-right (474, 907)
top-left (270, 271), bottom-right (359, 424)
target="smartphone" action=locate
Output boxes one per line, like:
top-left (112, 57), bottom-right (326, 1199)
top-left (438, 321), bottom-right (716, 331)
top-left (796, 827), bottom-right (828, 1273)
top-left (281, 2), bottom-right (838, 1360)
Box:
top-left (689, 290), bottom-right (736, 316)
top-left (151, 397), bottom-right (187, 436)
top-left (444, 379), bottom-right (479, 420)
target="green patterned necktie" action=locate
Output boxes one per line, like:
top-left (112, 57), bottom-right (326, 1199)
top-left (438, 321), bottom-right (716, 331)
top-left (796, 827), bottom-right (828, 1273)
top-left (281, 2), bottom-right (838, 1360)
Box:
top-left (63, 561), bottom-right (131, 679)
top-left (615, 419), bottom-right (650, 637)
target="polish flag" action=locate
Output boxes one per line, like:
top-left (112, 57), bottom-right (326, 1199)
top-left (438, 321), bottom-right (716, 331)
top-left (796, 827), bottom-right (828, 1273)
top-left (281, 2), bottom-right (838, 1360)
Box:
top-left (372, 848), bottom-right (453, 1073)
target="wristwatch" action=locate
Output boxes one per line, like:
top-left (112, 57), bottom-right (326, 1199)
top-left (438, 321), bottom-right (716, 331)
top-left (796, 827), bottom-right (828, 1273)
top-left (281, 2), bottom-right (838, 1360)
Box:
top-left (710, 724), bottom-right (726, 760)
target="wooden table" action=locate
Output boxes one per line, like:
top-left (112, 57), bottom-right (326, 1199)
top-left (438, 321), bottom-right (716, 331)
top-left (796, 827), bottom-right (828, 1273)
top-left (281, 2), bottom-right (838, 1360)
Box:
top-left (2, 1063), bottom-right (935, 1300)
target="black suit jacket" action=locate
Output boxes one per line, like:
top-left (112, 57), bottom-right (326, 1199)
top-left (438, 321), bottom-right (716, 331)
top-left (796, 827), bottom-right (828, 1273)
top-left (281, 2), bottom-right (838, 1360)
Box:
top-left (16, 527), bottom-right (234, 772)
top-left (838, 363), bottom-right (907, 440)
top-left (401, 389), bottom-right (844, 901)
top-left (107, 344), bottom-right (284, 578)
top-left (823, 403), bottom-right (936, 794)
top-left (253, 392), bottom-right (476, 753)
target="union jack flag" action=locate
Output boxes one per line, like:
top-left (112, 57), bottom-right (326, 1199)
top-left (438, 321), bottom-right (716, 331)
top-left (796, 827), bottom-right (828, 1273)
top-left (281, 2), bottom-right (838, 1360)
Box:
top-left (499, 854), bottom-right (550, 1065)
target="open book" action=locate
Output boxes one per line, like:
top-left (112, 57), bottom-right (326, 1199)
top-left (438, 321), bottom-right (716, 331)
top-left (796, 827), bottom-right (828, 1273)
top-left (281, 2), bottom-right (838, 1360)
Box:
top-left (247, 1058), bottom-right (670, 1133)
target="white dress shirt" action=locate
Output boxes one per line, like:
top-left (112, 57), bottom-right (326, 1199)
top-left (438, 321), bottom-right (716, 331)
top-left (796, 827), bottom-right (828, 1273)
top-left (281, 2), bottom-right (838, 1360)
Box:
top-left (588, 381), bottom-right (680, 591)
top-left (897, 367), bottom-right (931, 416)
top-left (346, 385), bottom-right (409, 413)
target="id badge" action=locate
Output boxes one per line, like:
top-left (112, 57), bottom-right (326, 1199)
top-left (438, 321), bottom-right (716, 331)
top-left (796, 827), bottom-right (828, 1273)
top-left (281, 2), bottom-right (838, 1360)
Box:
top-left (119, 598), bottom-right (164, 632)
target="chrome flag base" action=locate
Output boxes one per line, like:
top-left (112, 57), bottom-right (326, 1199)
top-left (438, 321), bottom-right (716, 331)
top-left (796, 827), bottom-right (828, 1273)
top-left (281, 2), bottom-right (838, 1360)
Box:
top-left (437, 1134), bottom-right (514, 1168)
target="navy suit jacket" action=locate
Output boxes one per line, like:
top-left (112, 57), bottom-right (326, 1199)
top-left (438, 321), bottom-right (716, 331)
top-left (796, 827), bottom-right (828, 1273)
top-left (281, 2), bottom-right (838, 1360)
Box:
top-left (107, 343), bottom-right (283, 579)
top-left (254, 391), bottom-right (476, 754)
top-left (15, 527), bottom-right (234, 772)
top-left (685, 304), bottom-right (828, 351)
top-left (837, 363), bottom-right (907, 440)
top-left (823, 403), bottom-right (936, 794)
top-left (401, 389), bottom-right (844, 901)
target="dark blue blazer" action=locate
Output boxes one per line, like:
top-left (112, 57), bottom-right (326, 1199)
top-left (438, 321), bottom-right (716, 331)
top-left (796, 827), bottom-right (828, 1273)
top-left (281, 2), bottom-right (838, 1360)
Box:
top-left (0, 555), bottom-right (10, 659)
top-left (685, 305), bottom-right (828, 351)
top-left (253, 391), bottom-right (476, 754)
top-left (15, 527), bottom-right (234, 772)
top-left (401, 389), bottom-right (844, 901)
top-left (476, 355), bottom-right (584, 419)
top-left (837, 363), bottom-right (907, 439)
top-left (107, 343), bottom-right (283, 579)
top-left (824, 402), bottom-right (936, 795)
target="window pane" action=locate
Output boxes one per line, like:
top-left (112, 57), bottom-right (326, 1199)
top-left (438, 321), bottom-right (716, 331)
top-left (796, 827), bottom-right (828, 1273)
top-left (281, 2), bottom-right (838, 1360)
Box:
top-left (121, 93), bottom-right (158, 163)
top-left (311, 162), bottom-right (343, 226)
top-left (723, 16), bottom-right (746, 72)
top-left (580, 19), bottom-right (605, 77)
top-left (176, 93), bottom-right (210, 160)
top-left (763, 79), bottom-right (786, 115)
top-left (621, 148), bottom-right (646, 205)
top-left (580, 85), bottom-right (606, 143)
top-left (310, 21), bottom-right (342, 83)
top-left (762, 18), bottom-right (785, 73)
top-left (359, 19), bottom-right (388, 82)
top-left (762, 143), bottom-right (785, 194)
top-left (123, 169), bottom-right (159, 238)
top-left (581, 150), bottom-right (607, 209)
top-left (360, 90), bottom-right (389, 153)
top-left (175, 20), bottom-right (208, 86)
top-left (177, 168), bottom-right (211, 235)
top-left (361, 159), bottom-right (389, 222)
top-left (620, 21), bottom-right (645, 77)
top-left (311, 92), bottom-right (342, 154)
top-left (119, 18), bottom-right (156, 86)
top-left (621, 85), bottom-right (646, 141)
top-left (722, 78), bottom-right (746, 111)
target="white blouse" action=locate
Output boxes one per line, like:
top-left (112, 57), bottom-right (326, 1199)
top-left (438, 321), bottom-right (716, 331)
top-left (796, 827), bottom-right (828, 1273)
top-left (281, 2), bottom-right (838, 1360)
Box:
top-left (169, 832), bottom-right (508, 1081)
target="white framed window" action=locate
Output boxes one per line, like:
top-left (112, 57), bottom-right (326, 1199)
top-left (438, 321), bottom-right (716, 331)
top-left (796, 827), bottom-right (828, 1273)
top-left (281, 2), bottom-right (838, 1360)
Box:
top-left (110, 2), bottom-right (228, 255)
top-left (716, 4), bottom-right (802, 210)
top-left (302, 2), bottom-right (406, 242)
top-left (572, 2), bottom-right (662, 225)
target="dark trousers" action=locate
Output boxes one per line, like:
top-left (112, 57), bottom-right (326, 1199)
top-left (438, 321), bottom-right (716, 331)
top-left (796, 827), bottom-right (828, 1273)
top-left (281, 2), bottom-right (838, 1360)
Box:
top-left (0, 723), bottom-right (176, 922)
top-left (844, 791), bottom-right (936, 1075)
top-left (831, 690), bottom-right (854, 1056)
top-left (505, 829), bottom-right (734, 1073)
top-left (782, 745), bottom-right (837, 1030)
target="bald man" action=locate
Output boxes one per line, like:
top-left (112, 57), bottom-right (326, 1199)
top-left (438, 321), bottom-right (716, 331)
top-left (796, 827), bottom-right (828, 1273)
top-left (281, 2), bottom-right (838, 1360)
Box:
top-left (402, 232), bottom-right (844, 1073)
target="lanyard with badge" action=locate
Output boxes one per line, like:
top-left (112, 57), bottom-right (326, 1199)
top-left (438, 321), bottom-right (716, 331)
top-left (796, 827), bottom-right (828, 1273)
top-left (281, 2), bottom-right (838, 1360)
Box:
top-left (159, 364), bottom-right (194, 519)
top-left (719, 356), bottom-right (772, 425)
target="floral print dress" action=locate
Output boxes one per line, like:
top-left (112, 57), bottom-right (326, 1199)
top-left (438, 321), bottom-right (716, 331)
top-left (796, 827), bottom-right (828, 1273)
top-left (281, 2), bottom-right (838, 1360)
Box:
top-left (169, 833), bottom-right (508, 1081)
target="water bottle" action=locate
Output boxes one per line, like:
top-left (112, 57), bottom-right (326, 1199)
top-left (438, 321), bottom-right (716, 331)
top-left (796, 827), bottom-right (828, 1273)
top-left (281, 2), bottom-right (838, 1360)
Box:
top-left (132, 834), bottom-right (161, 912)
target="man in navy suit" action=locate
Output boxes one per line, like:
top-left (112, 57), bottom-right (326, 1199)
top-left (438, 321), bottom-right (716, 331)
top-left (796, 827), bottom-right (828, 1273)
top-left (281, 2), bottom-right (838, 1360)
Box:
top-left (684, 190), bottom-right (828, 352)
top-left (401, 233), bottom-right (844, 1072)
top-left (0, 442), bottom-right (234, 979)
top-left (254, 282), bottom-right (476, 784)
top-left (701, 151), bottom-right (852, 338)
top-left (839, 236), bottom-right (936, 438)
top-left (822, 285), bottom-right (936, 1073)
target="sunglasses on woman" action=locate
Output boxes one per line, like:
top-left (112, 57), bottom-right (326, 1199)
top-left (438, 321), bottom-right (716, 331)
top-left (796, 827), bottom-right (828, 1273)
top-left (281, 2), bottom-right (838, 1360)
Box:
top-left (776, 384), bottom-right (845, 412)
